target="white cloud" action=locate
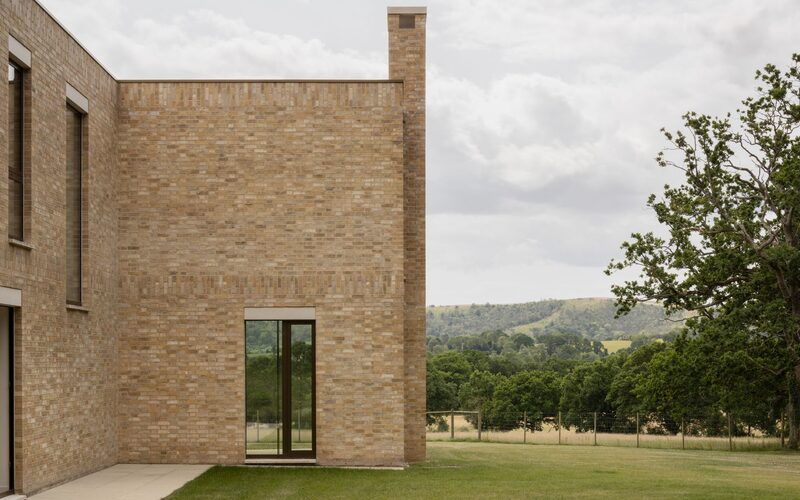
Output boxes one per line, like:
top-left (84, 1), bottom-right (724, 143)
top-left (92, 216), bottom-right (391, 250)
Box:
top-left (39, 0), bottom-right (800, 304)
top-left (41, 1), bottom-right (385, 79)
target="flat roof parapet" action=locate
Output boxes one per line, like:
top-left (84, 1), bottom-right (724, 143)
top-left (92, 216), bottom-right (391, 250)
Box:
top-left (387, 7), bottom-right (427, 14)
top-left (117, 79), bottom-right (403, 84)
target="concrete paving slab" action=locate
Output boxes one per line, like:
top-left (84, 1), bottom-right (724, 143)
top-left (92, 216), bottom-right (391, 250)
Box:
top-left (30, 464), bottom-right (212, 500)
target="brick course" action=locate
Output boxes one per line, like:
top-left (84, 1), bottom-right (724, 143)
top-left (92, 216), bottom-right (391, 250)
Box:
top-left (1, 1), bottom-right (425, 493)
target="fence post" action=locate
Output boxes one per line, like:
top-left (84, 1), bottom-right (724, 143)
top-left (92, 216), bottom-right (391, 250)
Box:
top-left (593, 412), bottom-right (597, 446)
top-left (558, 411), bottom-right (562, 445)
top-left (681, 417), bottom-right (685, 450)
top-left (451, 410), bottom-right (455, 440)
top-left (523, 412), bottom-right (528, 444)
top-left (256, 410), bottom-right (260, 443)
top-left (636, 412), bottom-right (640, 448)
top-left (781, 411), bottom-right (785, 448)
top-left (728, 413), bottom-right (733, 451)
top-left (477, 409), bottom-right (482, 442)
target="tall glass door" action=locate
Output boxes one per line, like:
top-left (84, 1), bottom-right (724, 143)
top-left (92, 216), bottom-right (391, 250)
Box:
top-left (246, 320), bottom-right (314, 458)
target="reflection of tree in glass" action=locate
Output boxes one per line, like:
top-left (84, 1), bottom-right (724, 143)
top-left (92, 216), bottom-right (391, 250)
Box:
top-left (292, 341), bottom-right (312, 393)
top-left (246, 321), bottom-right (281, 424)
top-left (246, 354), bottom-right (281, 422)
top-left (292, 330), bottom-right (313, 434)
top-left (246, 322), bottom-right (314, 449)
top-left (246, 321), bottom-right (280, 354)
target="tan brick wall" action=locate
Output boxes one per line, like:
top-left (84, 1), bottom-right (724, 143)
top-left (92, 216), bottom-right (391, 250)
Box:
top-left (0, 0), bottom-right (119, 494)
top-left (0, 2), bottom-right (427, 491)
top-left (389, 10), bottom-right (427, 463)
top-left (116, 81), bottom-right (409, 465)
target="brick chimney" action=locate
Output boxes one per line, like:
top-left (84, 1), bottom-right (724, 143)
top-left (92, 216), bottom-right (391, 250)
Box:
top-left (388, 6), bottom-right (427, 464)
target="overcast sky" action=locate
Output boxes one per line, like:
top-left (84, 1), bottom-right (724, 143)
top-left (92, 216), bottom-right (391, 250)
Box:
top-left (40, 0), bottom-right (799, 305)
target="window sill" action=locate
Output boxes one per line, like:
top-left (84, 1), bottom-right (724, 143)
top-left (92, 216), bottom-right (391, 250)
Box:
top-left (8, 238), bottom-right (33, 250)
top-left (66, 304), bottom-right (89, 313)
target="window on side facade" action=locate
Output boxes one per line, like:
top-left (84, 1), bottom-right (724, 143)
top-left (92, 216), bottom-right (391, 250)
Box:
top-left (65, 102), bottom-right (83, 305)
top-left (7, 62), bottom-right (23, 241)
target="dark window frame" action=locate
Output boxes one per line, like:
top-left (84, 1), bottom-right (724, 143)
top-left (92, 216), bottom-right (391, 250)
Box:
top-left (281, 320), bottom-right (316, 459)
top-left (6, 308), bottom-right (14, 493)
top-left (7, 61), bottom-right (24, 242)
top-left (65, 102), bottom-right (85, 306)
top-left (244, 319), bottom-right (316, 460)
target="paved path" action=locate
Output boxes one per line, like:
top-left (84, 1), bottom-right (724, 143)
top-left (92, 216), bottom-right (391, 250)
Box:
top-left (30, 464), bottom-right (211, 500)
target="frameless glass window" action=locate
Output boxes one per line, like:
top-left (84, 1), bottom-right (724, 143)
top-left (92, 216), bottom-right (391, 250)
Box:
top-left (7, 62), bottom-right (23, 241)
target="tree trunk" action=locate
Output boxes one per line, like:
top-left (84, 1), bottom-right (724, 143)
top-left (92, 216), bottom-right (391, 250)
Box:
top-left (787, 364), bottom-right (800, 449)
top-left (786, 297), bottom-right (800, 449)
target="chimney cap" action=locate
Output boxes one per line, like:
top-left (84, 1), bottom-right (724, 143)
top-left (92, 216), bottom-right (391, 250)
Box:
top-left (388, 6), bottom-right (427, 15)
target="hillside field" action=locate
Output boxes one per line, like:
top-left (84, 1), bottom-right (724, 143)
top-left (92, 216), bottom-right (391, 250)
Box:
top-left (427, 298), bottom-right (684, 341)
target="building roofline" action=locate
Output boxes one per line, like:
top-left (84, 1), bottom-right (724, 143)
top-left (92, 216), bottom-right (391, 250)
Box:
top-left (33, 0), bottom-right (412, 86)
top-left (387, 7), bottom-right (427, 15)
top-left (33, 0), bottom-right (116, 79)
top-left (117, 79), bottom-right (403, 84)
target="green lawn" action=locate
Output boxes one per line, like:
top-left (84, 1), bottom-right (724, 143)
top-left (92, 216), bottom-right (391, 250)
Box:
top-left (168, 441), bottom-right (800, 499)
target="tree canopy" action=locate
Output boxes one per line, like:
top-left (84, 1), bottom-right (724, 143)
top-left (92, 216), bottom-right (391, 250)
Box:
top-left (607, 53), bottom-right (800, 446)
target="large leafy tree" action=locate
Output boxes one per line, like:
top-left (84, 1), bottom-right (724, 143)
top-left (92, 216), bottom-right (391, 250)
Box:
top-left (560, 356), bottom-right (622, 431)
top-left (636, 328), bottom-right (783, 436)
top-left (426, 361), bottom-right (459, 413)
top-left (486, 370), bottom-right (562, 431)
top-left (607, 54), bottom-right (800, 446)
top-left (607, 342), bottom-right (667, 415)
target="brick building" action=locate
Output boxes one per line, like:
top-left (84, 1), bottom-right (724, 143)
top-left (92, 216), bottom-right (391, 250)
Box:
top-left (0, 1), bottom-right (426, 495)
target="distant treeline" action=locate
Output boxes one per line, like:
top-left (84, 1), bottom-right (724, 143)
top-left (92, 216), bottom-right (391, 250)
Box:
top-left (428, 329), bottom-right (609, 358)
top-left (427, 329), bottom-right (783, 436)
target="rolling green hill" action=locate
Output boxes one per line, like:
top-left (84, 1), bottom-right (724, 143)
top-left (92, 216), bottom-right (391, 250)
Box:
top-left (427, 298), bottom-right (684, 341)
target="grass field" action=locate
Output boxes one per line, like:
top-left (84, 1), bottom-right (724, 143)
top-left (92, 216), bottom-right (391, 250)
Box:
top-left (601, 339), bottom-right (632, 353)
top-left (167, 441), bottom-right (800, 499)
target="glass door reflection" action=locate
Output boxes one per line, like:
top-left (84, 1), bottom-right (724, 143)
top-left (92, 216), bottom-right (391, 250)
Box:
top-left (246, 320), bottom-right (314, 458)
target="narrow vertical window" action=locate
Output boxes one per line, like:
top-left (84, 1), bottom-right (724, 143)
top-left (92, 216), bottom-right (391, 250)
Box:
top-left (65, 104), bottom-right (83, 305)
top-left (7, 62), bottom-right (23, 241)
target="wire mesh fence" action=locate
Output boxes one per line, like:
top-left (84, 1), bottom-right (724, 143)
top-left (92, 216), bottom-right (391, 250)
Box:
top-left (427, 411), bottom-right (786, 451)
